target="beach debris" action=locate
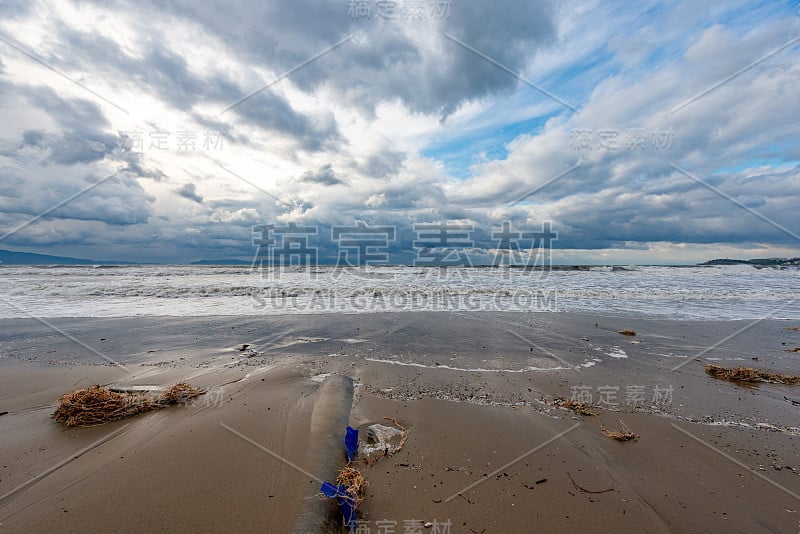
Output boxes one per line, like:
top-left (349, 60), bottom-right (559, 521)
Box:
top-left (784, 396), bottom-right (800, 406)
top-left (384, 416), bottom-right (408, 450)
top-left (784, 348), bottom-right (800, 353)
top-left (362, 421), bottom-right (406, 460)
top-left (336, 466), bottom-right (367, 506)
top-left (320, 480), bottom-right (359, 531)
top-left (553, 398), bottom-right (597, 416)
top-left (601, 420), bottom-right (637, 441)
top-left (368, 424), bottom-right (404, 448)
top-left (0, 411), bottom-right (7, 417)
top-left (321, 427), bottom-right (369, 531)
top-left (567, 472), bottom-right (614, 494)
top-left (786, 326), bottom-right (799, 332)
top-left (618, 329), bottom-right (636, 336)
top-left (535, 478), bottom-right (547, 484)
top-left (52, 383), bottom-right (204, 427)
top-left (704, 364), bottom-right (800, 385)
top-left (156, 383), bottom-right (204, 405)
top-left (238, 344), bottom-right (250, 351)
top-left (345, 426), bottom-right (359, 462)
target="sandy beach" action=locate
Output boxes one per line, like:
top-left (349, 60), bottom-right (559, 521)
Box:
top-left (1, 312), bottom-right (799, 533)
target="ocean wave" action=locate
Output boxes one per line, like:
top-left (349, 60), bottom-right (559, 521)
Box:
top-left (1, 265), bottom-right (798, 319)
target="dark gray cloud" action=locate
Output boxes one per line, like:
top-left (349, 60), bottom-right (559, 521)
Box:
top-left (47, 131), bottom-right (120, 165)
top-left (76, 0), bottom-right (558, 119)
top-left (0, 169), bottom-right (154, 229)
top-left (297, 163), bottom-right (343, 185)
top-left (52, 26), bottom-right (231, 110)
top-left (0, 0), bottom-right (31, 19)
top-left (25, 86), bottom-right (110, 131)
top-left (14, 129), bottom-right (165, 181)
top-left (362, 149), bottom-right (406, 179)
top-left (114, 149), bottom-right (167, 182)
top-left (292, 1), bottom-right (559, 119)
top-left (47, 24), bottom-right (341, 151)
top-left (232, 93), bottom-right (341, 152)
top-left (21, 129), bottom-right (46, 147)
top-left (191, 114), bottom-right (250, 146)
top-left (175, 182), bottom-right (203, 203)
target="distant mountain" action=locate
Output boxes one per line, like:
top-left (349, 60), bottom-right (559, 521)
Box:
top-left (190, 259), bottom-right (252, 265)
top-left (0, 249), bottom-right (133, 265)
top-left (700, 258), bottom-right (800, 266)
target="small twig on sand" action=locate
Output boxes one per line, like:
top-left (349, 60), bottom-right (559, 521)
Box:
top-left (567, 472), bottom-right (614, 494)
top-left (457, 493), bottom-right (474, 505)
top-left (600, 419), bottom-right (638, 441)
top-left (785, 396), bottom-right (800, 406)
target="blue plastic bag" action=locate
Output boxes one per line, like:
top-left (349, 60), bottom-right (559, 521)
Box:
top-left (320, 482), bottom-right (357, 530)
top-left (345, 426), bottom-right (358, 462)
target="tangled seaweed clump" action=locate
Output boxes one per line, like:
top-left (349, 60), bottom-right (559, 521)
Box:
top-left (335, 465), bottom-right (368, 510)
top-left (704, 364), bottom-right (800, 385)
top-left (53, 383), bottom-right (205, 427)
top-left (554, 398), bottom-right (598, 416)
top-left (156, 383), bottom-right (206, 405)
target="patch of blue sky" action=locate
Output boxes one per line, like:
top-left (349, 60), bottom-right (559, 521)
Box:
top-left (421, 114), bottom-right (552, 180)
top-left (538, 48), bottom-right (619, 108)
top-left (710, 157), bottom-right (797, 176)
top-left (714, 0), bottom-right (797, 31)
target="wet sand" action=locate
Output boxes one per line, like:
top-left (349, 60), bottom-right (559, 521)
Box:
top-left (1, 312), bottom-right (799, 532)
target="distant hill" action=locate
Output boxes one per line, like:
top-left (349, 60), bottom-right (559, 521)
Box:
top-left (0, 249), bottom-right (134, 265)
top-left (190, 259), bottom-right (252, 265)
top-left (700, 258), bottom-right (800, 266)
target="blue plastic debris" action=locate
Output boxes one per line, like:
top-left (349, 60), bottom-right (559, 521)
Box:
top-left (320, 482), bottom-right (356, 530)
top-left (320, 427), bottom-right (362, 531)
top-left (345, 426), bottom-right (359, 462)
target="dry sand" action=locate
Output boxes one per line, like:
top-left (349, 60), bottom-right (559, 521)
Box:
top-left (1, 312), bottom-right (799, 533)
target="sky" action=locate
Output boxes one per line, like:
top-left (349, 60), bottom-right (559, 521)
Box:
top-left (0, 0), bottom-right (798, 264)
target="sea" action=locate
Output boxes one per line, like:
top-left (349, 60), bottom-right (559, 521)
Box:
top-left (1, 264), bottom-right (798, 320)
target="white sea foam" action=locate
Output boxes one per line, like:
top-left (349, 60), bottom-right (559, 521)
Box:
top-left (364, 358), bottom-right (568, 372)
top-left (606, 347), bottom-right (628, 359)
